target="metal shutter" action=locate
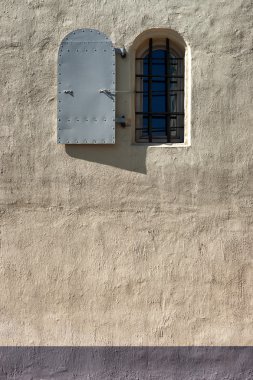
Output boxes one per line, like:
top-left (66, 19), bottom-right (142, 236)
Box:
top-left (57, 29), bottom-right (115, 144)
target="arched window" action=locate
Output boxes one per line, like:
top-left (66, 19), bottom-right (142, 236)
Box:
top-left (135, 36), bottom-right (185, 143)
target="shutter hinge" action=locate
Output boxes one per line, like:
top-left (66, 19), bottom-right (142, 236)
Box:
top-left (115, 47), bottom-right (127, 58)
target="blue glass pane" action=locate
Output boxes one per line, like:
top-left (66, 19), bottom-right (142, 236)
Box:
top-left (142, 49), bottom-right (176, 136)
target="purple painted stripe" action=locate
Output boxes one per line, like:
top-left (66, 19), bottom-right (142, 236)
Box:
top-left (0, 347), bottom-right (252, 379)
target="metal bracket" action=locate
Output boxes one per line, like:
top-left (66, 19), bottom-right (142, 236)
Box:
top-left (115, 47), bottom-right (126, 58)
top-left (115, 116), bottom-right (126, 127)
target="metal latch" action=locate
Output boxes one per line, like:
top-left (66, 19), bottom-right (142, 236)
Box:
top-left (115, 116), bottom-right (126, 127)
top-left (64, 90), bottom-right (74, 96)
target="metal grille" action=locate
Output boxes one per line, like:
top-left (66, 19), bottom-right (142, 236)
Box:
top-left (135, 38), bottom-right (184, 143)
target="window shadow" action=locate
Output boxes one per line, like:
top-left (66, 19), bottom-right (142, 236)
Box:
top-left (65, 134), bottom-right (148, 174)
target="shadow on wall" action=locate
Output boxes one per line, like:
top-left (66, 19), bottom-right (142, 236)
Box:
top-left (65, 134), bottom-right (148, 174)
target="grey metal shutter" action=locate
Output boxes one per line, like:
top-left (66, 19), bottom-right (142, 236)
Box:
top-left (57, 29), bottom-right (115, 144)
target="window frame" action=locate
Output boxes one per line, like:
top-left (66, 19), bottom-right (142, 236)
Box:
top-left (129, 29), bottom-right (191, 147)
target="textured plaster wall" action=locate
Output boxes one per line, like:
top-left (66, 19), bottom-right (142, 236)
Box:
top-left (0, 0), bottom-right (253, 347)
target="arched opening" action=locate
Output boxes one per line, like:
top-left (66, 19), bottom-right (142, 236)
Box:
top-left (131, 29), bottom-right (190, 145)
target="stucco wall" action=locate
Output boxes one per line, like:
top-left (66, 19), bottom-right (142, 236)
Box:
top-left (1, 0), bottom-right (253, 349)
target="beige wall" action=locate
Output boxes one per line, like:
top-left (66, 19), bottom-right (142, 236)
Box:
top-left (1, 0), bottom-right (253, 345)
